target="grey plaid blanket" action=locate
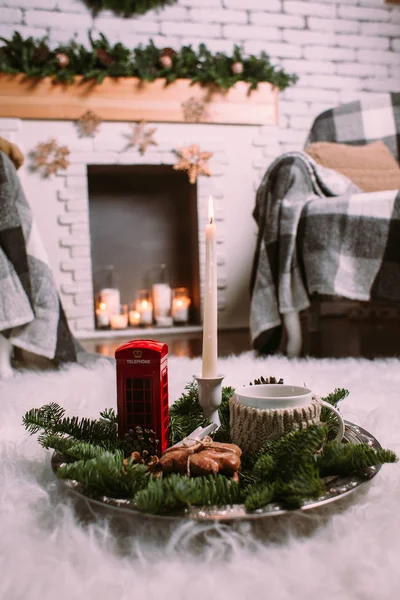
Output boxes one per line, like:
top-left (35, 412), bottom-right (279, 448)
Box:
top-left (0, 152), bottom-right (76, 362)
top-left (250, 151), bottom-right (400, 353)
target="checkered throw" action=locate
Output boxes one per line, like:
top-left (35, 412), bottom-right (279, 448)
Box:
top-left (250, 93), bottom-right (400, 353)
top-left (0, 152), bottom-right (76, 362)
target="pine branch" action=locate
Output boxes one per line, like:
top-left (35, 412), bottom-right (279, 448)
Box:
top-left (321, 388), bottom-right (349, 407)
top-left (244, 482), bottom-right (276, 512)
top-left (41, 434), bottom-right (108, 461)
top-left (23, 403), bottom-right (118, 449)
top-left (318, 441), bottom-right (398, 477)
top-left (57, 451), bottom-right (148, 499)
top-left (272, 425), bottom-right (328, 481)
top-left (23, 403), bottom-right (66, 434)
top-left (275, 463), bottom-right (325, 509)
top-left (134, 474), bottom-right (241, 514)
top-left (99, 408), bottom-right (118, 424)
top-left (252, 452), bottom-right (276, 482)
top-left (320, 388), bottom-right (348, 439)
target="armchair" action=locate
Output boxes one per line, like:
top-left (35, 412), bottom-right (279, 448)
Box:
top-left (0, 150), bottom-right (77, 378)
top-left (250, 93), bottom-right (400, 357)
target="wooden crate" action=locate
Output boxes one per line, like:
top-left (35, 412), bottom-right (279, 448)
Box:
top-left (0, 74), bottom-right (279, 125)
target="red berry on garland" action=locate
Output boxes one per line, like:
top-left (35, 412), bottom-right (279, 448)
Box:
top-left (160, 47), bottom-right (176, 69)
top-left (160, 55), bottom-right (172, 68)
top-left (96, 47), bottom-right (114, 67)
top-left (56, 53), bottom-right (69, 68)
top-left (231, 61), bottom-right (244, 75)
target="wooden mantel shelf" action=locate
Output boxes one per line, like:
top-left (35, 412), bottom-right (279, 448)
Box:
top-left (0, 73), bottom-right (278, 126)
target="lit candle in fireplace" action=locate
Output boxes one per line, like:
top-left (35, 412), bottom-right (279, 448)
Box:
top-left (202, 195), bottom-right (218, 378)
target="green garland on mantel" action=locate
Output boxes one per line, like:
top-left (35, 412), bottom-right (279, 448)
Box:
top-left (22, 382), bottom-right (397, 516)
top-left (82, 0), bottom-right (177, 17)
top-left (0, 31), bottom-right (298, 91)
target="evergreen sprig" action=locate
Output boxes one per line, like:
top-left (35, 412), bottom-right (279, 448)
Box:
top-left (0, 32), bottom-right (298, 91)
top-left (245, 482), bottom-right (276, 512)
top-left (23, 403), bottom-right (118, 449)
top-left (82, 0), bottom-right (177, 17)
top-left (99, 408), bottom-right (118, 424)
top-left (41, 434), bottom-right (109, 461)
top-left (133, 474), bottom-right (241, 514)
top-left (320, 388), bottom-right (349, 439)
top-left (58, 451), bottom-right (148, 498)
top-left (243, 426), bottom-right (328, 510)
top-left (318, 441), bottom-right (397, 477)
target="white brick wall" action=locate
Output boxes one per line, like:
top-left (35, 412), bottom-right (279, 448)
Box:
top-left (0, 0), bottom-right (399, 333)
top-left (1, 0), bottom-right (398, 126)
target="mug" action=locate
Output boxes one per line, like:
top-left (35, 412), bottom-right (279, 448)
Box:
top-left (230, 384), bottom-right (344, 453)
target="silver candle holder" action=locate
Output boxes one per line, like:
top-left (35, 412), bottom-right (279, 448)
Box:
top-left (193, 375), bottom-right (225, 427)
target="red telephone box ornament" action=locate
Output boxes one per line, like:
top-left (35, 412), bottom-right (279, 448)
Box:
top-left (115, 340), bottom-right (169, 453)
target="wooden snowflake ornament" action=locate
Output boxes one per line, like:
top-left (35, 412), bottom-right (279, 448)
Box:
top-left (173, 144), bottom-right (213, 184)
top-left (76, 110), bottom-right (102, 138)
top-left (127, 121), bottom-right (158, 155)
top-left (181, 97), bottom-right (207, 123)
top-left (31, 138), bottom-right (70, 177)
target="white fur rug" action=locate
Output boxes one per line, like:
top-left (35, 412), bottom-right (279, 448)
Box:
top-left (1, 352), bottom-right (400, 600)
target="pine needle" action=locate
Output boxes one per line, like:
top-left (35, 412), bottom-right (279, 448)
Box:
top-left (134, 474), bottom-right (241, 514)
top-left (318, 441), bottom-right (398, 477)
top-left (245, 483), bottom-right (276, 512)
top-left (23, 403), bottom-right (118, 449)
top-left (58, 451), bottom-right (148, 499)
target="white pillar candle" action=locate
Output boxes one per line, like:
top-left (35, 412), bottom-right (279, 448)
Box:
top-left (96, 302), bottom-right (110, 328)
top-left (99, 288), bottom-right (120, 319)
top-left (139, 299), bottom-right (153, 325)
top-left (172, 289), bottom-right (190, 324)
top-left (172, 298), bottom-right (189, 323)
top-left (110, 313), bottom-right (128, 330)
top-left (129, 310), bottom-right (141, 327)
top-left (202, 195), bottom-right (218, 378)
top-left (152, 283), bottom-right (172, 324)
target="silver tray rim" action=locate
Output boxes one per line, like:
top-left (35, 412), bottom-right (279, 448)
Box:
top-left (51, 421), bottom-right (381, 522)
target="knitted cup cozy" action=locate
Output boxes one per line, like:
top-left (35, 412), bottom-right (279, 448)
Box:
top-left (229, 396), bottom-right (321, 454)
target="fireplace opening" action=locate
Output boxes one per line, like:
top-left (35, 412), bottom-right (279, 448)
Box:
top-left (87, 164), bottom-right (200, 328)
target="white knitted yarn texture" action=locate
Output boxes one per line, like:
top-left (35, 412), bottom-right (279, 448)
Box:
top-left (229, 396), bottom-right (321, 453)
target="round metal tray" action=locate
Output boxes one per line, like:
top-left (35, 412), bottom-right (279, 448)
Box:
top-left (52, 421), bottom-right (381, 522)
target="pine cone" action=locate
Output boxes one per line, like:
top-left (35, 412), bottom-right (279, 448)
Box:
top-left (120, 426), bottom-right (160, 458)
top-left (32, 44), bottom-right (50, 64)
top-left (160, 48), bottom-right (176, 69)
top-left (250, 376), bottom-right (284, 385)
top-left (96, 47), bottom-right (114, 66)
top-left (161, 47), bottom-right (177, 59)
top-left (130, 450), bottom-right (160, 469)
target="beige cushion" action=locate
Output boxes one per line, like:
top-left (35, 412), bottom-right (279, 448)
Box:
top-left (304, 140), bottom-right (400, 193)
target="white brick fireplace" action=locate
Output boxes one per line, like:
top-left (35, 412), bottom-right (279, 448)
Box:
top-left (0, 116), bottom-right (279, 336)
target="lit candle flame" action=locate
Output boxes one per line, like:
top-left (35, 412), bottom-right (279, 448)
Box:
top-left (141, 300), bottom-right (148, 309)
top-left (208, 195), bottom-right (214, 224)
top-left (99, 302), bottom-right (106, 311)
